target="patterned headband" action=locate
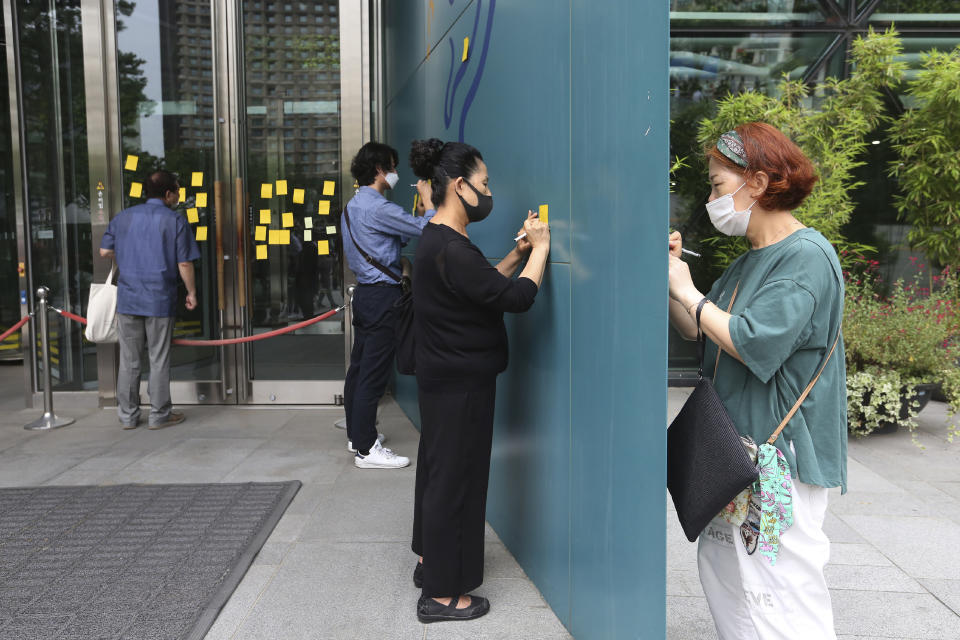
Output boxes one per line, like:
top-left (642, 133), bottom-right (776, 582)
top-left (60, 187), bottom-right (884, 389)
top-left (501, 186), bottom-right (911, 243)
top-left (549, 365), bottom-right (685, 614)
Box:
top-left (717, 130), bottom-right (748, 168)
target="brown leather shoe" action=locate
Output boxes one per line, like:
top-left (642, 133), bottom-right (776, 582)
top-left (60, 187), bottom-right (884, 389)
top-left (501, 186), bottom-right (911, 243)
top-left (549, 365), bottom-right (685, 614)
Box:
top-left (148, 411), bottom-right (185, 430)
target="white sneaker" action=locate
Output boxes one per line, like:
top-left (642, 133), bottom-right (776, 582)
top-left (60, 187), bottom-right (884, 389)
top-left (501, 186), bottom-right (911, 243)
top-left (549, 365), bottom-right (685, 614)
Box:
top-left (354, 439), bottom-right (410, 469)
top-left (347, 433), bottom-right (385, 453)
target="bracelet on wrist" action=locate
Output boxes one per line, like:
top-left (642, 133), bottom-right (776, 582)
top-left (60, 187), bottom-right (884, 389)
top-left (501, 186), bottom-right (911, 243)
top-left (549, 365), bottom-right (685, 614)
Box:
top-left (688, 297), bottom-right (707, 315)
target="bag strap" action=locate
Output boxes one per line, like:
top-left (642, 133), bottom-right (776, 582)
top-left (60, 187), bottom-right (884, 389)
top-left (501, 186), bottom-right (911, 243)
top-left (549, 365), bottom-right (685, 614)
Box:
top-left (106, 262), bottom-right (116, 285)
top-left (712, 282), bottom-right (739, 378)
top-left (342, 205), bottom-right (402, 283)
top-left (694, 282), bottom-right (739, 378)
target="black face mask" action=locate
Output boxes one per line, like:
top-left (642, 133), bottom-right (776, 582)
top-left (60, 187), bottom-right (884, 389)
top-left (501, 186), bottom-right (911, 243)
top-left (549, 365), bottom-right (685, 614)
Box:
top-left (457, 179), bottom-right (493, 223)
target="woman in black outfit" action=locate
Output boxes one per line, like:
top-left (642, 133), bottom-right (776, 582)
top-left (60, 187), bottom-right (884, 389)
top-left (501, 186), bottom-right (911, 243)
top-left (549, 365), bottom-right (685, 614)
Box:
top-left (408, 138), bottom-right (551, 623)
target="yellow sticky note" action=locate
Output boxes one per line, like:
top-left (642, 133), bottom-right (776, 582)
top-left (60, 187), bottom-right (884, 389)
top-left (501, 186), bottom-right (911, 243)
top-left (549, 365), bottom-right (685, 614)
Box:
top-left (322, 181), bottom-right (335, 196)
top-left (326, 225), bottom-right (337, 235)
top-left (276, 180), bottom-right (288, 196)
top-left (318, 240), bottom-right (330, 255)
top-left (256, 245), bottom-right (268, 260)
top-left (259, 209), bottom-right (271, 224)
top-left (195, 226), bottom-right (208, 241)
top-left (129, 182), bottom-right (142, 198)
top-left (192, 172), bottom-right (203, 187)
top-left (282, 212), bottom-right (293, 228)
top-left (186, 208), bottom-right (199, 223)
top-left (539, 204), bottom-right (549, 224)
top-left (255, 226), bottom-right (267, 242)
top-left (462, 36), bottom-right (470, 62)
top-left (318, 200), bottom-right (330, 215)
top-left (196, 192), bottom-right (207, 208)
top-left (293, 188), bottom-right (305, 204)
top-left (261, 183), bottom-right (273, 199)
top-left (124, 155), bottom-right (138, 171)
top-left (303, 217), bottom-right (313, 228)
top-left (269, 229), bottom-right (281, 245)
top-left (304, 229), bottom-right (312, 241)
top-left (280, 230), bottom-right (290, 245)
top-left (179, 187), bottom-right (186, 202)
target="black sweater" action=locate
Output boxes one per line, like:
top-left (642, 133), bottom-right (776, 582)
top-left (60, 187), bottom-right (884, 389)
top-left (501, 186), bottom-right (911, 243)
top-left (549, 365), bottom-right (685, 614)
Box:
top-left (413, 223), bottom-right (539, 391)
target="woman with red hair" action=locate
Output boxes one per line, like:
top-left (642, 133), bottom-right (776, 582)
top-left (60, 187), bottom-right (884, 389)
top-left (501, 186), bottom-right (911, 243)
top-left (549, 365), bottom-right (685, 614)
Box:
top-left (668, 122), bottom-right (846, 639)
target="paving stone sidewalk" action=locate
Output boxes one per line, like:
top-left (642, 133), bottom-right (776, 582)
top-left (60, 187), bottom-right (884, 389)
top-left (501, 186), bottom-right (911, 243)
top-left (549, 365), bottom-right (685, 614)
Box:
top-left (667, 387), bottom-right (960, 640)
top-left (0, 363), bottom-right (570, 640)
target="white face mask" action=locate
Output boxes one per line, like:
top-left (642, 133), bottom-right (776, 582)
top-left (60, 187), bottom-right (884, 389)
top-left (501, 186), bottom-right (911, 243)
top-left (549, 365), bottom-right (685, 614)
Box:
top-left (384, 171), bottom-right (399, 189)
top-left (705, 180), bottom-right (756, 236)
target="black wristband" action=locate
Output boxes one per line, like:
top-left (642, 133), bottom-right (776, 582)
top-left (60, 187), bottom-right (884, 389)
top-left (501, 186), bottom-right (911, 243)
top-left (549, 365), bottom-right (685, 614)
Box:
top-left (694, 297), bottom-right (710, 327)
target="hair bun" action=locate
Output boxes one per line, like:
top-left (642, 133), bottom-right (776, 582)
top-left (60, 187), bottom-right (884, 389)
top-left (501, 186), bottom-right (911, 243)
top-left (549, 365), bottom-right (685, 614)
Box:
top-left (409, 138), bottom-right (445, 179)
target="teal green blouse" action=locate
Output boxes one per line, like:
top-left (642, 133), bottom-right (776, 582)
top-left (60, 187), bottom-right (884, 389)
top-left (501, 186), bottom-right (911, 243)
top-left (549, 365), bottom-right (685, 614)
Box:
top-left (705, 228), bottom-right (848, 493)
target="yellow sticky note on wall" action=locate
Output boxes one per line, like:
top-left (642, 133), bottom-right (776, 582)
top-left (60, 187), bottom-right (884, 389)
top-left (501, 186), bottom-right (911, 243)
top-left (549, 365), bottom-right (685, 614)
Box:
top-left (192, 172), bottom-right (203, 187)
top-left (539, 204), bottom-right (549, 224)
top-left (255, 226), bottom-right (267, 242)
top-left (318, 200), bottom-right (330, 215)
top-left (280, 230), bottom-right (290, 245)
top-left (268, 229), bottom-right (281, 245)
top-left (292, 188), bottom-right (305, 204)
top-left (256, 245), bottom-right (267, 260)
top-left (303, 217), bottom-right (313, 228)
top-left (129, 182), bottom-right (142, 198)
top-left (124, 155), bottom-right (138, 171)
top-left (179, 187), bottom-right (186, 201)
top-left (261, 183), bottom-right (273, 199)
top-left (317, 240), bottom-right (330, 255)
top-left (276, 180), bottom-right (288, 196)
top-left (462, 36), bottom-right (470, 62)
top-left (326, 225), bottom-right (337, 235)
top-left (195, 192), bottom-right (207, 208)
top-left (195, 226), bottom-right (208, 241)
top-left (186, 208), bottom-right (199, 223)
top-left (322, 181), bottom-right (335, 196)
top-left (304, 229), bottom-right (312, 241)
top-left (282, 212), bottom-right (293, 228)
top-left (259, 209), bottom-right (271, 224)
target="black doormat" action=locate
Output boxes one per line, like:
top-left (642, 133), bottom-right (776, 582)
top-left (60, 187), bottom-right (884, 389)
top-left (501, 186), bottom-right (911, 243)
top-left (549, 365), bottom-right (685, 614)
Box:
top-left (0, 481), bottom-right (300, 640)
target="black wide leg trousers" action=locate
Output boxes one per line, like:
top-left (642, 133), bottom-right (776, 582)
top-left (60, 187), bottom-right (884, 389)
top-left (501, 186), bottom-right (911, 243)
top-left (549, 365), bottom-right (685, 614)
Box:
top-left (412, 379), bottom-right (497, 598)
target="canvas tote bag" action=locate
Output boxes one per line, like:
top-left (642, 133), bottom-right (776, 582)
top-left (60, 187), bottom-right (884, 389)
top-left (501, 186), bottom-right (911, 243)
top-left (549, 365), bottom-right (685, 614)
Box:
top-left (85, 263), bottom-right (119, 343)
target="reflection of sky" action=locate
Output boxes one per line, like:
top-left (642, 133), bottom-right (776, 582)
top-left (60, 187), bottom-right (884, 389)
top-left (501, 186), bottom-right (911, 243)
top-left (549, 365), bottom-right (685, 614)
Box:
top-left (116, 1), bottom-right (165, 157)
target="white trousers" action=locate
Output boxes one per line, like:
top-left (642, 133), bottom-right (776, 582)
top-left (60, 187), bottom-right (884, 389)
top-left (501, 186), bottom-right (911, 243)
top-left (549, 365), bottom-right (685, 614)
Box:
top-left (697, 481), bottom-right (836, 640)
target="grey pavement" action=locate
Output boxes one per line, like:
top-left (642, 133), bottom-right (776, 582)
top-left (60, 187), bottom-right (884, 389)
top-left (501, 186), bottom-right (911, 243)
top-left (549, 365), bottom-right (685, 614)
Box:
top-left (0, 362), bottom-right (570, 640)
top-left (667, 386), bottom-right (960, 640)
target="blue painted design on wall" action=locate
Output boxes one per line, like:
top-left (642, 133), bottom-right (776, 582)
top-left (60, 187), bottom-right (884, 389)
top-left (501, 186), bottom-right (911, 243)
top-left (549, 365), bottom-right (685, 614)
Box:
top-left (442, 0), bottom-right (495, 142)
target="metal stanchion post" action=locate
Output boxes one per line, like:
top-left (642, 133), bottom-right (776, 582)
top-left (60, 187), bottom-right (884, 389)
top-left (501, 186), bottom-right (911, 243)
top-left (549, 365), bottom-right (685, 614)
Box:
top-left (334, 285), bottom-right (356, 430)
top-left (24, 286), bottom-right (75, 431)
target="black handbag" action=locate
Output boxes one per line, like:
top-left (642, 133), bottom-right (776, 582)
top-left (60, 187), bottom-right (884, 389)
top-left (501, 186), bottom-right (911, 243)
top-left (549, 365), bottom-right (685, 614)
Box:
top-left (667, 295), bottom-right (759, 542)
top-left (343, 207), bottom-right (416, 375)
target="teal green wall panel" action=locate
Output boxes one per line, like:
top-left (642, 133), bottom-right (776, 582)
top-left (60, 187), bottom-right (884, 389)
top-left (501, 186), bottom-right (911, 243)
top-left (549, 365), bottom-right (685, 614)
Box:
top-left (385, 1), bottom-right (667, 637)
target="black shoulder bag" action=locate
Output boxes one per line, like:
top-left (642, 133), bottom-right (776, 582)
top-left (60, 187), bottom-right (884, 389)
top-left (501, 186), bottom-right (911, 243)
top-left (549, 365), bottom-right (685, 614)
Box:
top-left (342, 206), bottom-right (416, 375)
top-left (667, 290), bottom-right (759, 542)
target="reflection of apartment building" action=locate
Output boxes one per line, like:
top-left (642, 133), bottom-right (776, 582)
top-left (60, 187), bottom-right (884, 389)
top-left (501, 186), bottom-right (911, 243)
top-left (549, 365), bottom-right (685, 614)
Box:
top-left (159, 0), bottom-right (341, 175)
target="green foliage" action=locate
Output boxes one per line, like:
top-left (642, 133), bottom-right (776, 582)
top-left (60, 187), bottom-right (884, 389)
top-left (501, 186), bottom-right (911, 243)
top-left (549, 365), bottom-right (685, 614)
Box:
top-left (887, 45), bottom-right (960, 269)
top-left (695, 28), bottom-right (906, 271)
top-left (846, 369), bottom-right (921, 438)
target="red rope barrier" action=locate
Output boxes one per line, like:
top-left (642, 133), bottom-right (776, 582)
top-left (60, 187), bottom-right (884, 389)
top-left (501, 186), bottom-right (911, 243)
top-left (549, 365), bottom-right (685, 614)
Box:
top-left (0, 315), bottom-right (30, 342)
top-left (52, 306), bottom-right (344, 347)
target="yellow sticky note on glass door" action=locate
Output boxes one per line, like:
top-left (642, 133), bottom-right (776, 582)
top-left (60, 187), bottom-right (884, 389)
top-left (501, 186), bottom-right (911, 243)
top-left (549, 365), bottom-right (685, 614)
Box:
top-left (317, 240), bottom-right (330, 255)
top-left (195, 192), bottom-right (207, 208)
top-left (254, 226), bottom-right (267, 242)
top-left (282, 212), bottom-right (294, 228)
top-left (322, 181), bottom-right (335, 196)
top-left (256, 245), bottom-right (267, 260)
top-left (129, 182), bottom-right (142, 198)
top-left (179, 187), bottom-right (186, 201)
top-left (192, 172), bottom-right (203, 187)
top-left (261, 183), bottom-right (273, 199)
top-left (268, 229), bottom-right (281, 245)
top-left (539, 204), bottom-right (549, 224)
top-left (195, 226), bottom-right (208, 241)
top-left (292, 188), bottom-right (305, 204)
top-left (318, 200), bottom-right (330, 215)
top-left (280, 230), bottom-right (290, 245)
top-left (462, 37), bottom-right (470, 62)
top-left (276, 180), bottom-right (288, 196)
top-left (124, 155), bottom-right (138, 171)
top-left (259, 209), bottom-right (271, 224)
top-left (186, 208), bottom-right (199, 223)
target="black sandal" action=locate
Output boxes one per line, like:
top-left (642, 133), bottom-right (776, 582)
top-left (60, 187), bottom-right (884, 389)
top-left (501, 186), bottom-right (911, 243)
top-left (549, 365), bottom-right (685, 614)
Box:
top-left (417, 594), bottom-right (490, 623)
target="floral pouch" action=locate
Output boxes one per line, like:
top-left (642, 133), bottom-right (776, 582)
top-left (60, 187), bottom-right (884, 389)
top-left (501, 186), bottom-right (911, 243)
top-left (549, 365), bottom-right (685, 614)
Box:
top-left (714, 435), bottom-right (758, 527)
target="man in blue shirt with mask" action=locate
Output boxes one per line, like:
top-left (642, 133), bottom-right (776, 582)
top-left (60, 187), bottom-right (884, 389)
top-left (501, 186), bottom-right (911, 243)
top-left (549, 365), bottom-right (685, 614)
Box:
top-left (342, 142), bottom-right (435, 468)
top-left (100, 171), bottom-right (200, 429)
